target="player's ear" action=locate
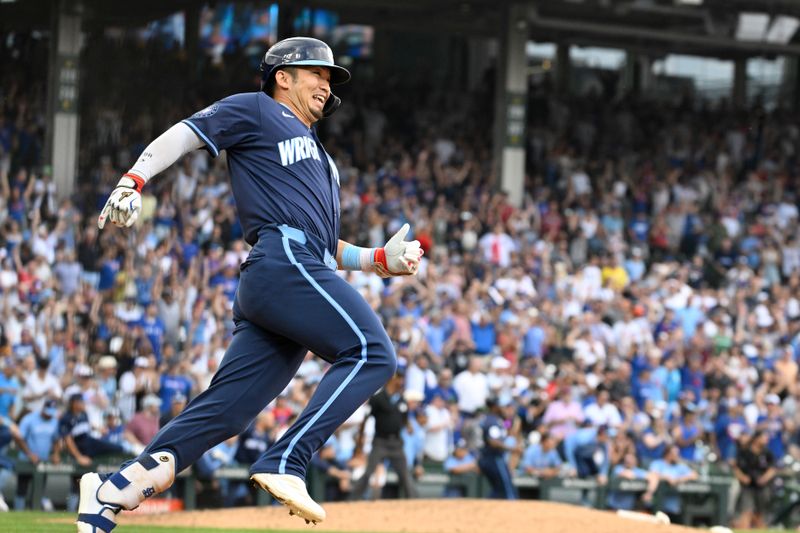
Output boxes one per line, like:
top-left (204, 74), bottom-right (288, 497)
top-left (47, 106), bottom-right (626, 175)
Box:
top-left (273, 69), bottom-right (292, 92)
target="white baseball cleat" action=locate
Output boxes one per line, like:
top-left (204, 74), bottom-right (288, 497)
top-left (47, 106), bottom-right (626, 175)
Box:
top-left (251, 473), bottom-right (326, 524)
top-left (76, 473), bottom-right (120, 533)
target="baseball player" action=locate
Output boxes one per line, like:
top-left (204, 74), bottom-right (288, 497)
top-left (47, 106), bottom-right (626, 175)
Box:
top-left (77, 37), bottom-right (422, 532)
top-left (479, 396), bottom-right (519, 499)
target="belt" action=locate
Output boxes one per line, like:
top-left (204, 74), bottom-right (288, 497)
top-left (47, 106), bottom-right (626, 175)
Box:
top-left (276, 224), bottom-right (338, 271)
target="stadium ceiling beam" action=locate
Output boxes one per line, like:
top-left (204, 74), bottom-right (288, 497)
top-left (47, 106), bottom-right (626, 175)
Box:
top-left (526, 6), bottom-right (800, 57)
top-left (555, 33), bottom-right (746, 61)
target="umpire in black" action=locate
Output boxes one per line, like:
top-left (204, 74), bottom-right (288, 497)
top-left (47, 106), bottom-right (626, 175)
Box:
top-left (351, 370), bottom-right (418, 499)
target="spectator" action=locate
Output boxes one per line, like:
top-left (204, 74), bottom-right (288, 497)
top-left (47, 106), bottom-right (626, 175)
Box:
top-left (194, 436), bottom-right (238, 506)
top-left (479, 223), bottom-right (516, 268)
top-left (584, 389), bottom-right (622, 428)
top-left (401, 391), bottom-right (427, 479)
top-left (543, 388), bottom-right (584, 442)
top-left (423, 391), bottom-right (453, 464)
top-left (672, 405), bottom-right (702, 463)
top-left (125, 394), bottom-right (161, 447)
top-left (117, 356), bottom-right (158, 421)
top-left (14, 399), bottom-right (59, 510)
top-left (139, 303), bottom-right (166, 363)
top-left (64, 365), bottom-right (109, 429)
top-left (424, 367), bottom-right (457, 404)
top-left (22, 357), bottom-right (62, 415)
top-left (757, 393), bottom-right (791, 461)
top-left (95, 356), bottom-right (118, 403)
top-left (453, 356), bottom-right (489, 418)
top-left (405, 353), bottom-right (436, 398)
top-left (101, 408), bottom-right (143, 456)
top-left (564, 425), bottom-right (612, 484)
top-left (607, 452), bottom-right (649, 511)
top-left (158, 359), bottom-right (193, 414)
top-left (643, 445), bottom-right (699, 523)
top-left (443, 438), bottom-right (479, 497)
top-left (0, 358), bottom-right (20, 420)
top-left (519, 431), bottom-right (562, 478)
top-left (159, 393), bottom-right (187, 427)
top-left (715, 399), bottom-right (749, 464)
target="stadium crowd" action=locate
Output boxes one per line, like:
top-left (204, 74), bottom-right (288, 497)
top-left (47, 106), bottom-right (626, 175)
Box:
top-left (2, 30), bottom-right (800, 528)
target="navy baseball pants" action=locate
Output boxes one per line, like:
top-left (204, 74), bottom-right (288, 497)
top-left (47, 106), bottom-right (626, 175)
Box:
top-left (478, 454), bottom-right (517, 500)
top-left (141, 225), bottom-right (396, 479)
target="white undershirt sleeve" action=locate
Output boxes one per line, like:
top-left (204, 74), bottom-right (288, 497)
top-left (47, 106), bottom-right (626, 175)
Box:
top-left (127, 122), bottom-right (205, 183)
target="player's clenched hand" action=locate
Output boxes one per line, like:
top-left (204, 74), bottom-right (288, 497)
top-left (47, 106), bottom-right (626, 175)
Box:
top-left (372, 223), bottom-right (424, 278)
top-left (98, 174), bottom-right (144, 229)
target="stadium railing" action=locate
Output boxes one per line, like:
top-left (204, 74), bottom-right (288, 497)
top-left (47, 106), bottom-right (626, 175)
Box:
top-left (10, 457), bottom-right (734, 526)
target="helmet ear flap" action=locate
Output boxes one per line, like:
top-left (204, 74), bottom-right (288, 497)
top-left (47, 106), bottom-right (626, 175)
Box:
top-left (323, 93), bottom-right (341, 117)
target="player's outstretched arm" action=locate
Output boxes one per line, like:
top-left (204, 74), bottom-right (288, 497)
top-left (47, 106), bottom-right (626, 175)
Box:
top-left (98, 122), bottom-right (204, 229)
top-left (336, 223), bottom-right (423, 277)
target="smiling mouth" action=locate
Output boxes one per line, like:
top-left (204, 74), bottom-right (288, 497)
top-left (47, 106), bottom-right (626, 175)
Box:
top-left (312, 94), bottom-right (326, 105)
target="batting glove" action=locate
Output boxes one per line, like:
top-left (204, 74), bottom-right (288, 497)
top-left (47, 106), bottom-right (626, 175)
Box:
top-left (372, 223), bottom-right (424, 278)
top-left (98, 173), bottom-right (144, 229)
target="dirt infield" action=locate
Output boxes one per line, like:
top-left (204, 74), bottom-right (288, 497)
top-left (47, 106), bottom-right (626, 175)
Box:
top-left (120, 500), bottom-right (703, 533)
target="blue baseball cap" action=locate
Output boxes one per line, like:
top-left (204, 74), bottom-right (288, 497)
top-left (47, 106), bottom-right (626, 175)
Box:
top-left (43, 399), bottom-right (59, 417)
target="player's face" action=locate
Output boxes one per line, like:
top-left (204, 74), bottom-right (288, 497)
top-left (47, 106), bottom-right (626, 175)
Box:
top-left (291, 66), bottom-right (331, 122)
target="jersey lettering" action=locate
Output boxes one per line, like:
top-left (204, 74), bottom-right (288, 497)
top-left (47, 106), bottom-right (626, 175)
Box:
top-left (294, 137), bottom-right (307, 160)
top-left (278, 136), bottom-right (322, 167)
top-left (278, 139), bottom-right (295, 166)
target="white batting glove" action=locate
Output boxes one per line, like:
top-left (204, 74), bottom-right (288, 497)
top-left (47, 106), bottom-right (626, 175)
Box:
top-left (372, 223), bottom-right (424, 278)
top-left (98, 173), bottom-right (145, 229)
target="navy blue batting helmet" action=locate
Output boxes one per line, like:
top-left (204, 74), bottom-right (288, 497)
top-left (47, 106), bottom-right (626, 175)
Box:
top-left (260, 37), bottom-right (351, 118)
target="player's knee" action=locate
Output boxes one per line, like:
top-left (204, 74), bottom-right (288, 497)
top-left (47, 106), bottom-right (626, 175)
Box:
top-left (96, 452), bottom-right (176, 510)
top-left (224, 410), bottom-right (256, 436)
top-left (369, 334), bottom-right (397, 380)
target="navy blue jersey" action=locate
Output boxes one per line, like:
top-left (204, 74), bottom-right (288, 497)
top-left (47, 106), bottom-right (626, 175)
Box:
top-left (234, 425), bottom-right (272, 464)
top-left (481, 414), bottom-right (508, 457)
top-left (182, 92), bottom-right (341, 252)
top-left (59, 411), bottom-right (92, 441)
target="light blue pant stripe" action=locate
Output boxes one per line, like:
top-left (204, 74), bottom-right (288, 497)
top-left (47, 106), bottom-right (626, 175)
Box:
top-left (495, 457), bottom-right (516, 499)
top-left (277, 235), bottom-right (368, 474)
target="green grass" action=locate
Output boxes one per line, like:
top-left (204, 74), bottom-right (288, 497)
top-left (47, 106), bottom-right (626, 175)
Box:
top-left (0, 512), bottom-right (361, 533)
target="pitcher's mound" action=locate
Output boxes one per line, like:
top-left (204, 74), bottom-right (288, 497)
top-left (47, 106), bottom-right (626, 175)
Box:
top-left (121, 499), bottom-right (702, 533)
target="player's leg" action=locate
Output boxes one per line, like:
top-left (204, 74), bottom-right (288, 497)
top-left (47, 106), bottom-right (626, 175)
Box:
top-left (244, 233), bottom-right (396, 521)
top-left (350, 437), bottom-right (390, 499)
top-left (478, 455), bottom-right (505, 499)
top-left (385, 439), bottom-right (418, 498)
top-left (494, 457), bottom-right (518, 500)
top-left (76, 319), bottom-right (305, 532)
top-left (142, 323), bottom-right (305, 469)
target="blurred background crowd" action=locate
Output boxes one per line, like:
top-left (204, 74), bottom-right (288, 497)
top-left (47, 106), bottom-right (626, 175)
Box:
top-left (2, 22), bottom-right (800, 528)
